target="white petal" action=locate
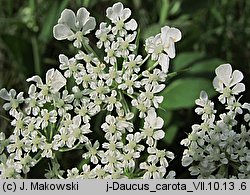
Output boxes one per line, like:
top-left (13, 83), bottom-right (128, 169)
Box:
top-left (59, 54), bottom-right (68, 64)
top-left (200, 90), bottom-right (208, 101)
top-left (153, 130), bottom-right (165, 140)
top-left (232, 83), bottom-right (245, 94)
top-left (152, 84), bottom-right (165, 93)
top-left (26, 75), bottom-right (43, 86)
top-left (126, 134), bottom-right (133, 141)
top-left (160, 26), bottom-right (170, 43)
top-left (166, 171), bottom-right (176, 178)
top-left (153, 172), bottom-right (160, 179)
top-left (76, 7), bottom-right (90, 28)
top-left (215, 64), bottom-right (232, 86)
top-left (51, 69), bottom-right (67, 92)
top-left (46, 69), bottom-right (55, 84)
top-left (125, 19), bottom-right (137, 30)
top-left (143, 172), bottom-right (151, 179)
top-left (58, 9), bottom-right (76, 30)
top-left (169, 28), bottom-right (182, 42)
top-left (155, 117), bottom-right (164, 129)
top-left (113, 2), bottom-right (123, 15)
top-left (158, 53), bottom-right (169, 73)
top-left (146, 109), bottom-right (157, 123)
top-left (53, 24), bottom-right (74, 40)
top-left (82, 17), bottom-right (96, 34)
top-left (182, 156), bottom-right (193, 167)
top-left (106, 8), bottom-right (113, 21)
top-left (146, 137), bottom-right (154, 146)
top-left (121, 8), bottom-right (131, 21)
top-left (106, 2), bottom-right (123, 22)
top-left (167, 41), bottom-right (176, 58)
top-left (73, 115), bottom-right (81, 127)
top-left (231, 70), bottom-right (243, 87)
top-left (9, 89), bottom-right (16, 98)
top-left (212, 77), bottom-right (223, 92)
top-left (139, 162), bottom-right (148, 169)
top-left (0, 88), bottom-right (11, 101)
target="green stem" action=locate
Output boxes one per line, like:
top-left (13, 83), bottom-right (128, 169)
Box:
top-left (148, 61), bottom-right (159, 72)
top-left (138, 61), bottom-right (159, 79)
top-left (82, 40), bottom-right (99, 60)
top-left (139, 54), bottom-right (150, 67)
top-left (118, 90), bottom-right (130, 114)
top-left (49, 123), bottom-right (55, 142)
top-left (123, 92), bottom-right (136, 100)
top-left (0, 114), bottom-right (11, 122)
top-left (57, 174), bottom-right (64, 179)
top-left (33, 150), bottom-right (43, 162)
top-left (160, 0), bottom-right (169, 25)
top-left (59, 142), bottom-right (81, 152)
top-left (31, 36), bottom-right (41, 75)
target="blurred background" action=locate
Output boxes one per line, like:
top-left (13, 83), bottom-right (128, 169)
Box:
top-left (0, 0), bottom-right (250, 178)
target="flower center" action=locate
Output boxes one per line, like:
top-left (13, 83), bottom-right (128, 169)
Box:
top-left (109, 142), bottom-right (116, 151)
top-left (148, 164), bottom-right (157, 173)
top-left (75, 31), bottom-right (83, 42)
top-left (108, 155), bottom-right (116, 164)
top-left (128, 140), bottom-right (136, 150)
top-left (79, 107), bottom-right (88, 116)
top-left (61, 134), bottom-right (69, 141)
top-left (222, 87), bottom-right (231, 97)
top-left (108, 124), bottom-right (116, 133)
top-left (155, 44), bottom-right (163, 54)
top-left (16, 119), bottom-right (24, 130)
top-left (41, 85), bottom-right (49, 96)
top-left (69, 63), bottom-right (77, 72)
top-left (74, 91), bottom-right (83, 99)
top-left (107, 49), bottom-right (114, 57)
top-left (90, 147), bottom-right (97, 155)
top-left (188, 133), bottom-right (198, 141)
top-left (100, 33), bottom-right (107, 42)
top-left (145, 91), bottom-right (154, 100)
top-left (144, 128), bottom-right (154, 137)
top-left (149, 74), bottom-right (158, 82)
top-left (116, 20), bottom-right (124, 30)
top-left (10, 99), bottom-right (19, 109)
top-left (121, 40), bottom-right (129, 49)
top-left (44, 112), bottom-right (50, 121)
top-left (156, 150), bottom-right (165, 158)
top-left (125, 79), bottom-right (134, 87)
top-left (82, 74), bottom-right (91, 82)
top-left (204, 105), bottom-right (213, 114)
top-left (73, 128), bottom-right (81, 138)
top-left (29, 98), bottom-right (37, 107)
top-left (137, 103), bottom-right (147, 112)
top-left (57, 99), bottom-right (65, 107)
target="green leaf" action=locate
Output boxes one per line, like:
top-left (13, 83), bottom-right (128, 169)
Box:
top-left (163, 125), bottom-right (178, 145)
top-left (141, 23), bottom-right (162, 40)
top-left (173, 52), bottom-right (205, 71)
top-left (158, 109), bottom-right (172, 127)
top-left (160, 78), bottom-right (216, 110)
top-left (189, 58), bottom-right (224, 73)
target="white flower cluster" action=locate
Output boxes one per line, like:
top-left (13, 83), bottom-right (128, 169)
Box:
top-left (0, 2), bottom-right (181, 179)
top-left (181, 64), bottom-right (250, 178)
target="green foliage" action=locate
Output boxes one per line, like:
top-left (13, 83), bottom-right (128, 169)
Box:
top-left (161, 78), bottom-right (216, 110)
